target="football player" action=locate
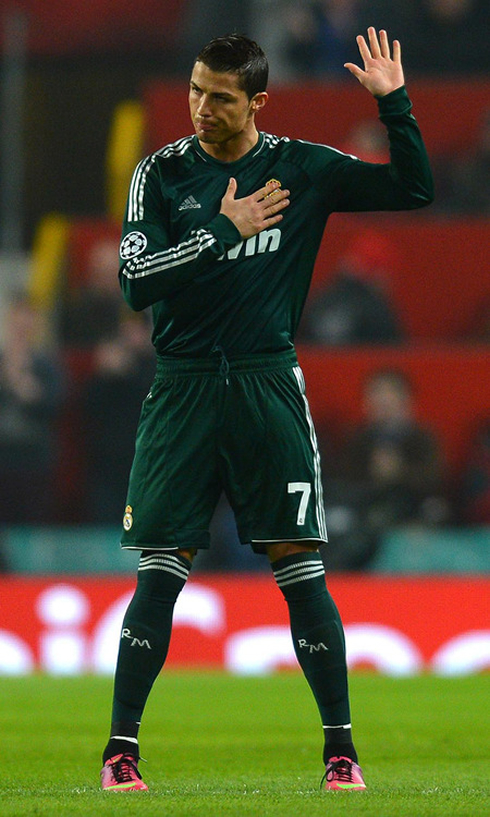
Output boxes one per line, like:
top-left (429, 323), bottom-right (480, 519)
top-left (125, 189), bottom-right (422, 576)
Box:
top-left (100, 28), bottom-right (433, 792)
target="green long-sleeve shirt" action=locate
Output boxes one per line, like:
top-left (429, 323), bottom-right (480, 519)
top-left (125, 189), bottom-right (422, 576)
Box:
top-left (119, 86), bottom-right (433, 358)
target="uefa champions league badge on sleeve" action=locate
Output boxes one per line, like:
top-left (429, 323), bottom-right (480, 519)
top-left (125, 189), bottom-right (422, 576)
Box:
top-left (123, 505), bottom-right (134, 531)
top-left (120, 231), bottom-right (148, 259)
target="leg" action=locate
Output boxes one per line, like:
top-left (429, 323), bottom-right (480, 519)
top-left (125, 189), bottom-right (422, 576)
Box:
top-left (100, 369), bottom-right (221, 789)
top-left (225, 361), bottom-right (365, 787)
top-left (267, 541), bottom-right (363, 779)
top-left (102, 548), bottom-right (196, 775)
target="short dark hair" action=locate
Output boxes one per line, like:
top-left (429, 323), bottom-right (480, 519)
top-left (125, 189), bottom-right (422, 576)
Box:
top-left (195, 34), bottom-right (268, 100)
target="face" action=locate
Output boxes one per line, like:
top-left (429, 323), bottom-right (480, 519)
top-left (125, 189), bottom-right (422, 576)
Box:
top-left (364, 377), bottom-right (412, 423)
top-left (189, 61), bottom-right (266, 157)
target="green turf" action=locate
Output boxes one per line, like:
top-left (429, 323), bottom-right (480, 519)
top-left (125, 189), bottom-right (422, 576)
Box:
top-left (1, 672), bottom-right (488, 816)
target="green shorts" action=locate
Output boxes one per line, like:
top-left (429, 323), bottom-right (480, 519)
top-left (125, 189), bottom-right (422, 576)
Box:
top-left (121, 349), bottom-right (328, 554)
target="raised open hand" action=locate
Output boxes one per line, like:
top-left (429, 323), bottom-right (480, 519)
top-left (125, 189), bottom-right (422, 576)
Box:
top-left (344, 27), bottom-right (405, 97)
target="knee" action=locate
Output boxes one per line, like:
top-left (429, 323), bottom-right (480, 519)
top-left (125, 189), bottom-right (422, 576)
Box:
top-left (266, 541), bottom-right (320, 563)
top-left (177, 547), bottom-right (197, 563)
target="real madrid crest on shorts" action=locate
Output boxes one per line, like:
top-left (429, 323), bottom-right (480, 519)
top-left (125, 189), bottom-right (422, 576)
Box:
top-left (120, 231), bottom-right (148, 259)
top-left (123, 505), bottom-right (133, 531)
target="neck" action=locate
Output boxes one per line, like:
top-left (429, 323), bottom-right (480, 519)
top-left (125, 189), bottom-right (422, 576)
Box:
top-left (198, 127), bottom-right (260, 162)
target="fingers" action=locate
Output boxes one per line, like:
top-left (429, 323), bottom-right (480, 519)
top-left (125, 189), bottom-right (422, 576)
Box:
top-left (355, 33), bottom-right (370, 67)
top-left (255, 179), bottom-right (290, 214)
top-left (226, 177), bottom-right (238, 199)
top-left (226, 176), bottom-right (289, 209)
top-left (347, 28), bottom-right (404, 95)
top-left (356, 27), bottom-right (395, 63)
top-left (260, 185), bottom-right (290, 228)
top-left (265, 187), bottom-right (289, 205)
top-left (368, 26), bottom-right (382, 59)
top-left (379, 29), bottom-right (391, 59)
top-left (344, 62), bottom-right (363, 81)
top-left (259, 178), bottom-right (282, 201)
top-left (234, 178), bottom-right (285, 204)
top-left (266, 191), bottom-right (290, 217)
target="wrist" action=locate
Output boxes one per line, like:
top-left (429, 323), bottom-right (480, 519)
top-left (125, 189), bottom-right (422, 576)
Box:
top-left (374, 83), bottom-right (405, 99)
top-left (376, 85), bottom-right (412, 117)
top-left (209, 213), bottom-right (242, 247)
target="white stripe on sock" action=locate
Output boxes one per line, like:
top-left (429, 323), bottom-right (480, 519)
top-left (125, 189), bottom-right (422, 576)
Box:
top-left (275, 569), bottom-right (326, 588)
top-left (273, 560), bottom-right (325, 588)
top-left (273, 561), bottom-right (324, 579)
top-left (138, 554), bottom-right (190, 580)
top-left (110, 735), bottom-right (139, 744)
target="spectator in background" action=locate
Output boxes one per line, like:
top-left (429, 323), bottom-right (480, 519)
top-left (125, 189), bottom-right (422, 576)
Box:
top-left (355, 0), bottom-right (410, 36)
top-left (320, 369), bottom-right (450, 569)
top-left (438, 108), bottom-right (490, 216)
top-left (298, 230), bottom-right (403, 345)
top-left (401, 0), bottom-right (490, 76)
top-left (0, 293), bottom-right (65, 524)
top-left (282, 0), bottom-right (360, 77)
top-left (341, 118), bottom-right (390, 164)
top-left (459, 421), bottom-right (490, 525)
top-left (81, 312), bottom-right (155, 523)
top-left (59, 237), bottom-right (122, 347)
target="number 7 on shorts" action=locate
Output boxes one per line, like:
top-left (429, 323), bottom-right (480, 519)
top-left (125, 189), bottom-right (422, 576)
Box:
top-left (288, 481), bottom-right (311, 526)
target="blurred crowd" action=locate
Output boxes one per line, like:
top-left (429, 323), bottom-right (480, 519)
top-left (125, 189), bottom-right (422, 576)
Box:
top-left (249, 0), bottom-right (490, 82)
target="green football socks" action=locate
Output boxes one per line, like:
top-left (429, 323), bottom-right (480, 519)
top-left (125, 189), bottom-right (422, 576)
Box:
top-left (103, 551), bottom-right (191, 763)
top-left (271, 551), bottom-right (357, 763)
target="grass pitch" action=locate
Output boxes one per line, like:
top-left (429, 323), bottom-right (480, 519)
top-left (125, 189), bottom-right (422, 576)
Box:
top-left (1, 672), bottom-right (488, 816)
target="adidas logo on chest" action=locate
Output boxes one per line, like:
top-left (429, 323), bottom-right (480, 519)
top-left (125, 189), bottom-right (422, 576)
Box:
top-left (178, 195), bottom-right (201, 211)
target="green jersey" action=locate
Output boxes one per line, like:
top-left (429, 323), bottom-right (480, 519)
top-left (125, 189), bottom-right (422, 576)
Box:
top-left (119, 86), bottom-right (433, 358)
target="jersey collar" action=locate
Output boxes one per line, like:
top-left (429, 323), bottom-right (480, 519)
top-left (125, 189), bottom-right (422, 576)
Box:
top-left (192, 132), bottom-right (265, 168)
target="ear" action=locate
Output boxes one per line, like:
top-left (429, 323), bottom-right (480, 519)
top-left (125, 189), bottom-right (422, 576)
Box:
top-left (250, 91), bottom-right (268, 114)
